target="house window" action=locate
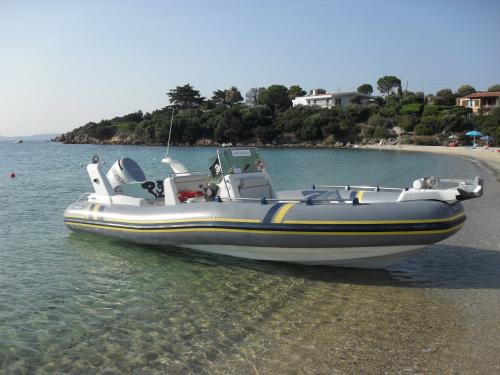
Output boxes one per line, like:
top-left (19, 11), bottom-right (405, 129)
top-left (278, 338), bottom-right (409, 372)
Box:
top-left (335, 98), bottom-right (342, 106)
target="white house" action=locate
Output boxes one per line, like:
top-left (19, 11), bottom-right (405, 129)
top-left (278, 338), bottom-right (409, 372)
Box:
top-left (292, 90), bottom-right (374, 108)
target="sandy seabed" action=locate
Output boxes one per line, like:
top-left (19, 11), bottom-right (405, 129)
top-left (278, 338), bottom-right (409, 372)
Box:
top-left (203, 146), bottom-right (500, 374)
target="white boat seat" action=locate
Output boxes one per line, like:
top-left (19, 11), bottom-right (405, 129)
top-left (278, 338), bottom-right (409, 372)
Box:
top-left (236, 176), bottom-right (267, 188)
top-left (224, 173), bottom-right (275, 199)
top-left (239, 185), bottom-right (273, 199)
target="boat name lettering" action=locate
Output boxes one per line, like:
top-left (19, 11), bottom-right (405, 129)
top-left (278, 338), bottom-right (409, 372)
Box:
top-left (112, 169), bottom-right (126, 185)
top-left (231, 150), bottom-right (251, 157)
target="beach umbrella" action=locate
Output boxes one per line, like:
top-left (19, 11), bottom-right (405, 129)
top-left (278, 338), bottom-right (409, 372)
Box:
top-left (480, 135), bottom-right (493, 142)
top-left (448, 135), bottom-right (459, 140)
top-left (465, 130), bottom-right (483, 145)
top-left (480, 135), bottom-right (494, 146)
top-left (465, 130), bottom-right (482, 137)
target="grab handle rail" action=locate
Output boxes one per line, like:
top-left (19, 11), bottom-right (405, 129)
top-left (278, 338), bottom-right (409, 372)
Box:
top-left (217, 196), bottom-right (356, 204)
top-left (315, 185), bottom-right (405, 192)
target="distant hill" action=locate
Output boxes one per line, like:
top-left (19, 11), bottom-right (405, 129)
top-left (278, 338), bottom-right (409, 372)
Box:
top-left (0, 133), bottom-right (60, 141)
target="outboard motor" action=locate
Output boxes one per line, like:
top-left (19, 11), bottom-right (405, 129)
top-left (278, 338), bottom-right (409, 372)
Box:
top-left (106, 158), bottom-right (146, 192)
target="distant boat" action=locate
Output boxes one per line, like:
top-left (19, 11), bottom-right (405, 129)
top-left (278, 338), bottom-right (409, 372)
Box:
top-left (15, 139), bottom-right (23, 144)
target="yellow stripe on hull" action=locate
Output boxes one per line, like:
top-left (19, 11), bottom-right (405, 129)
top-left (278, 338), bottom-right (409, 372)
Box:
top-left (356, 191), bottom-right (364, 202)
top-left (272, 203), bottom-right (295, 223)
top-left (65, 211), bottom-right (465, 226)
top-left (284, 212), bottom-right (465, 225)
top-left (65, 215), bottom-right (261, 224)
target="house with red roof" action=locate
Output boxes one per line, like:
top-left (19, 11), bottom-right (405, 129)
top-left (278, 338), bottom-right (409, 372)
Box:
top-left (458, 91), bottom-right (500, 113)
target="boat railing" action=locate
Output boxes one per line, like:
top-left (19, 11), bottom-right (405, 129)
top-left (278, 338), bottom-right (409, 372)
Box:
top-left (314, 185), bottom-right (405, 192)
top-left (217, 196), bottom-right (359, 204)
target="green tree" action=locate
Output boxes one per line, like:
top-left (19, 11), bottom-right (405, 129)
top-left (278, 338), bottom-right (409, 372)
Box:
top-left (114, 111), bottom-right (143, 123)
top-left (225, 86), bottom-right (243, 107)
top-left (368, 113), bottom-right (387, 128)
top-left (310, 88), bottom-right (326, 95)
top-left (400, 103), bottom-right (422, 116)
top-left (357, 84), bottom-right (373, 95)
top-left (341, 105), bottom-right (373, 124)
top-left (167, 84), bottom-right (204, 109)
top-left (275, 106), bottom-right (319, 133)
top-left (298, 113), bottom-right (323, 141)
top-left (258, 85), bottom-right (292, 114)
top-left (95, 124), bottom-right (117, 141)
top-left (396, 115), bottom-right (415, 132)
top-left (434, 88), bottom-right (456, 106)
top-left (456, 84), bottom-right (476, 97)
top-left (487, 84), bottom-right (500, 92)
top-left (414, 123), bottom-right (433, 136)
top-left (376, 76), bottom-right (402, 107)
top-left (288, 85), bottom-right (307, 99)
top-left (401, 90), bottom-right (424, 105)
top-left (373, 127), bottom-right (389, 139)
top-left (211, 89), bottom-right (227, 106)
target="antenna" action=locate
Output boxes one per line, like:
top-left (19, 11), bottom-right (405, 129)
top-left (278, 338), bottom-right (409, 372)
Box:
top-left (161, 108), bottom-right (189, 174)
top-left (165, 107), bottom-right (175, 158)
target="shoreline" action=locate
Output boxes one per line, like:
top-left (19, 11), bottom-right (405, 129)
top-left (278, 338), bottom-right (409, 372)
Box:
top-left (358, 144), bottom-right (500, 183)
top-left (55, 140), bottom-right (500, 182)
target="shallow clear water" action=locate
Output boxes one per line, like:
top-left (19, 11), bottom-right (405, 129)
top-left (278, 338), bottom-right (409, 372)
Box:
top-left (1, 142), bottom-right (499, 374)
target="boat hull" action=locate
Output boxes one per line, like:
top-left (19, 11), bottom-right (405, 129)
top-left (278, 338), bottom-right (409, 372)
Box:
top-left (64, 198), bottom-right (465, 268)
top-left (181, 244), bottom-right (426, 268)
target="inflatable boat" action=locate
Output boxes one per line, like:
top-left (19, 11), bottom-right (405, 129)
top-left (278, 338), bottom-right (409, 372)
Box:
top-left (64, 147), bottom-right (483, 268)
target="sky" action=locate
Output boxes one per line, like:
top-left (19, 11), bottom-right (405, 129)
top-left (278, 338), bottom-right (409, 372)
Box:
top-left (0, 0), bottom-right (499, 136)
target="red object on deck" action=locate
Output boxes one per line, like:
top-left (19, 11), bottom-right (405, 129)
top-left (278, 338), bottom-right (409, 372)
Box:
top-left (177, 190), bottom-right (204, 202)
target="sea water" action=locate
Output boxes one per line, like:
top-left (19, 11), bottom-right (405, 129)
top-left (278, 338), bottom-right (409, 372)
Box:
top-left (1, 142), bottom-right (499, 373)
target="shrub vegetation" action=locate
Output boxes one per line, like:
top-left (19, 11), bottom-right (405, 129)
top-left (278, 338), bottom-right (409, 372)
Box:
top-left (58, 80), bottom-right (500, 146)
